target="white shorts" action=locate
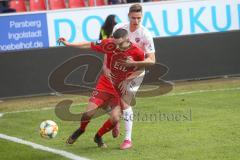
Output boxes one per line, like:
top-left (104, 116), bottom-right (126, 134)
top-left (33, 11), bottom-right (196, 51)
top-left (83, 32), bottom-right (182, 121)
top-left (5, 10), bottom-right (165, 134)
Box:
top-left (121, 71), bottom-right (145, 105)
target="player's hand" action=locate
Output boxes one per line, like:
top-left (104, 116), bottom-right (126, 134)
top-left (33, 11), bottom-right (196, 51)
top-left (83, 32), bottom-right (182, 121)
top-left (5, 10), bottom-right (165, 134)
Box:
top-left (57, 37), bottom-right (67, 46)
top-left (120, 57), bottom-right (136, 67)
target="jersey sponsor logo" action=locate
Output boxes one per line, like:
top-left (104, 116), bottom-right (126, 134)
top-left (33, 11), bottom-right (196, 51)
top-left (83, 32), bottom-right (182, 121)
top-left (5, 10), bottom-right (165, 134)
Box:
top-left (113, 61), bottom-right (127, 72)
top-left (103, 42), bottom-right (116, 52)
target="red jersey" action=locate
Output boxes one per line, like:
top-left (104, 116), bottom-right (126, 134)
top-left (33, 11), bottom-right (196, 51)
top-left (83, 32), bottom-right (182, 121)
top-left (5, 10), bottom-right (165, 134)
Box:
top-left (90, 38), bottom-right (144, 95)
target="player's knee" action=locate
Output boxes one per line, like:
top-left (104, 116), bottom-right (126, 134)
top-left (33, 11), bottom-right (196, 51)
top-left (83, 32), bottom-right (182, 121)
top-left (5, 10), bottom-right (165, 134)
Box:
top-left (81, 112), bottom-right (92, 121)
top-left (111, 115), bottom-right (121, 124)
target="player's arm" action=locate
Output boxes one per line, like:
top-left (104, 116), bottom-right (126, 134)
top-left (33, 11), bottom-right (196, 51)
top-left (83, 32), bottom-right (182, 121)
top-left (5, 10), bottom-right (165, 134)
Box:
top-left (145, 52), bottom-right (156, 65)
top-left (132, 31), bottom-right (156, 67)
top-left (123, 35), bottom-right (156, 67)
top-left (57, 37), bottom-right (91, 48)
top-left (122, 48), bottom-right (155, 68)
top-left (102, 55), bottom-right (112, 79)
top-left (118, 67), bottom-right (144, 94)
top-left (127, 53), bottom-right (155, 67)
top-left (126, 67), bottom-right (145, 80)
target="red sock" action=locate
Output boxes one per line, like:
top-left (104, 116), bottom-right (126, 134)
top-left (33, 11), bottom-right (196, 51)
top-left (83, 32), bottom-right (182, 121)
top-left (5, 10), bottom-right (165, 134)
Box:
top-left (97, 119), bottom-right (115, 137)
top-left (80, 120), bottom-right (90, 131)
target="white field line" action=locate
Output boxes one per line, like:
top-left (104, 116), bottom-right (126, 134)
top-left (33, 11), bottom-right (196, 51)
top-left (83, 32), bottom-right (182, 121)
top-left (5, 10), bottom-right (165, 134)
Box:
top-left (164, 87), bottom-right (240, 96)
top-left (0, 87), bottom-right (238, 159)
top-left (0, 133), bottom-right (90, 160)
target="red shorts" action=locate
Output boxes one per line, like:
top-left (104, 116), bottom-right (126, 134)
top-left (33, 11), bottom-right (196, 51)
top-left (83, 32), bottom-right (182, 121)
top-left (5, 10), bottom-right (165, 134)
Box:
top-left (89, 90), bottom-right (119, 108)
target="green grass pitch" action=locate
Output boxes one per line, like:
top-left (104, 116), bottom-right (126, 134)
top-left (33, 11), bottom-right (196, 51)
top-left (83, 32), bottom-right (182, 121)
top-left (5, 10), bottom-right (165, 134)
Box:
top-left (0, 78), bottom-right (240, 160)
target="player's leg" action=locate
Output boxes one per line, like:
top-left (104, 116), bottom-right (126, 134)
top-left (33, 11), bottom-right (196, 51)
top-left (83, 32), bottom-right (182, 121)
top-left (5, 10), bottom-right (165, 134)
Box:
top-left (66, 101), bottom-right (99, 144)
top-left (119, 100), bottom-right (133, 149)
top-left (94, 104), bottom-right (121, 148)
top-left (119, 74), bottom-right (144, 150)
top-left (67, 90), bottom-right (107, 144)
top-left (112, 117), bottom-right (120, 138)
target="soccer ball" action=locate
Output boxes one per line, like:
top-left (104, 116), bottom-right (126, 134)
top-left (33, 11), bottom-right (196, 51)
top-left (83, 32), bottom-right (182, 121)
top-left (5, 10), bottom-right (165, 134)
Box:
top-left (39, 120), bottom-right (58, 138)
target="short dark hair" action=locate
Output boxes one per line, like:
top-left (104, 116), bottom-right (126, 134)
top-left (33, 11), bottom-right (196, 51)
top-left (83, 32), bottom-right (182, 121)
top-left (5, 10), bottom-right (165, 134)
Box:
top-left (113, 28), bottom-right (128, 39)
top-left (129, 4), bottom-right (142, 13)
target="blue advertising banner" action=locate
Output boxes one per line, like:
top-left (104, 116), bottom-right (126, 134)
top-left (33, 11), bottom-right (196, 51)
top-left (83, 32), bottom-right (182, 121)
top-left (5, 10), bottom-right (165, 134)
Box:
top-left (0, 13), bottom-right (49, 52)
top-left (46, 0), bottom-right (240, 46)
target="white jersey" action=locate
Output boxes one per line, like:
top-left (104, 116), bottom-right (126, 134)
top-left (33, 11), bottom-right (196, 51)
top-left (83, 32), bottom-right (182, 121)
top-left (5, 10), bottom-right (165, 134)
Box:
top-left (113, 23), bottom-right (155, 55)
top-left (112, 23), bottom-right (156, 99)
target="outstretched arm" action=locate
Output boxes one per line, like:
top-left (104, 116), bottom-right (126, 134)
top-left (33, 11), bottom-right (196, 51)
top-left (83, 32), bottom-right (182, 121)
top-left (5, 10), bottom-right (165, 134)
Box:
top-left (57, 37), bottom-right (91, 48)
top-left (143, 52), bottom-right (156, 65)
top-left (126, 67), bottom-right (145, 80)
top-left (121, 53), bottom-right (155, 68)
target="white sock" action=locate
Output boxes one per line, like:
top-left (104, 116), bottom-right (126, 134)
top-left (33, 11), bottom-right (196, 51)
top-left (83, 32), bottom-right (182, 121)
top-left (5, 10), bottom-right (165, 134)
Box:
top-left (123, 107), bottom-right (133, 141)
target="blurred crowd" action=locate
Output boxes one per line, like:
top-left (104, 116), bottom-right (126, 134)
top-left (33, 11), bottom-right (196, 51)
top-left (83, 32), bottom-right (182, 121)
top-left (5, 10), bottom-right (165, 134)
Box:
top-left (0, 0), bottom-right (169, 13)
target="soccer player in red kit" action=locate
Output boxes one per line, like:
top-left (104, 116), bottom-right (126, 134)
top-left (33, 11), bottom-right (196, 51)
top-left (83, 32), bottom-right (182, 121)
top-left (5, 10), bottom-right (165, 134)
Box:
top-left (58, 28), bottom-right (144, 148)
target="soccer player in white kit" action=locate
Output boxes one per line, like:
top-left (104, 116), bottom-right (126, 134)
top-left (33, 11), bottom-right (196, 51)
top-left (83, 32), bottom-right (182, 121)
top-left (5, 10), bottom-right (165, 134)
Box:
top-left (103, 4), bottom-right (156, 150)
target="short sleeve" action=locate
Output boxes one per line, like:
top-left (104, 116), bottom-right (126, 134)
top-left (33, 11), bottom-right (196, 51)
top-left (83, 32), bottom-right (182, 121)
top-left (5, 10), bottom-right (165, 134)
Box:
top-left (144, 31), bottom-right (155, 54)
top-left (91, 40), bottom-right (105, 53)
